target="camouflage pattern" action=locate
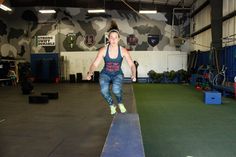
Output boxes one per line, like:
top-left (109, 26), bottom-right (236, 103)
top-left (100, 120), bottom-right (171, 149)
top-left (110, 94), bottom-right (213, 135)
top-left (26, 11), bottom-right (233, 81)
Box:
top-left (0, 7), bottom-right (191, 61)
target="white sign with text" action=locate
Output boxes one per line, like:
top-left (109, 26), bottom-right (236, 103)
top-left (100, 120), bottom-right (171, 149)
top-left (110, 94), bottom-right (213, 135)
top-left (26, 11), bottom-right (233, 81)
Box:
top-left (36, 36), bottom-right (55, 46)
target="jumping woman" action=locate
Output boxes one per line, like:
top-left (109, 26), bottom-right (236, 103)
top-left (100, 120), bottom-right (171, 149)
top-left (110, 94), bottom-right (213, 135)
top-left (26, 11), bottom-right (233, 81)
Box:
top-left (87, 20), bottom-right (136, 115)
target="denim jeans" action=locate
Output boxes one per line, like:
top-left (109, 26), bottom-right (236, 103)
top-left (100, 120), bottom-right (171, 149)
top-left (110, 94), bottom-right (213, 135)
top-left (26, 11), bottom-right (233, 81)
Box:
top-left (99, 73), bottom-right (123, 106)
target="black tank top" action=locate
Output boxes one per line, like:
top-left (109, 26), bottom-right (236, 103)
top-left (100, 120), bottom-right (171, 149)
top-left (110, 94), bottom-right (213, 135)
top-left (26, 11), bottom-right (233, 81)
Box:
top-left (101, 45), bottom-right (123, 76)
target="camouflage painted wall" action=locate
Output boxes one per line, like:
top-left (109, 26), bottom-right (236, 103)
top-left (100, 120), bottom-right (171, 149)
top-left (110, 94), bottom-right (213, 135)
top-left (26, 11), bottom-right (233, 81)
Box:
top-left (0, 7), bottom-right (191, 61)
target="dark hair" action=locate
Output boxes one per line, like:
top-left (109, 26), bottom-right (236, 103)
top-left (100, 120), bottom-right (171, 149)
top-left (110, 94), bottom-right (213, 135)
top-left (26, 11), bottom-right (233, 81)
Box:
top-left (108, 20), bottom-right (119, 36)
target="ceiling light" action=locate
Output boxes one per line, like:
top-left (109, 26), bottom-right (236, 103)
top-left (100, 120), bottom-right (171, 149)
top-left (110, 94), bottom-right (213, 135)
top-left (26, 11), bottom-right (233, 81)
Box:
top-left (139, 10), bottom-right (157, 14)
top-left (0, 4), bottom-right (12, 11)
top-left (88, 9), bottom-right (105, 13)
top-left (39, 9), bottom-right (56, 14)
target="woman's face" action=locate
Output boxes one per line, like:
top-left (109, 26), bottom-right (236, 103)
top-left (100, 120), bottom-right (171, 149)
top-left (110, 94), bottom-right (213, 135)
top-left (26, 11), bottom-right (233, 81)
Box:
top-left (108, 32), bottom-right (119, 46)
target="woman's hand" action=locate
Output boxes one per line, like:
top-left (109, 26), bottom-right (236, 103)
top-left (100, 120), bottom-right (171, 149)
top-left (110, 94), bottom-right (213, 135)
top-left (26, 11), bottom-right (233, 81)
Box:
top-left (131, 75), bottom-right (136, 82)
top-left (86, 72), bottom-right (92, 80)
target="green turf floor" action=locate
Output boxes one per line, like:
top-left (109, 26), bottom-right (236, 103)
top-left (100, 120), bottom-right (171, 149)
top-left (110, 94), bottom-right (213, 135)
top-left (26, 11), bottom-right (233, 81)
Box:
top-left (133, 84), bottom-right (236, 157)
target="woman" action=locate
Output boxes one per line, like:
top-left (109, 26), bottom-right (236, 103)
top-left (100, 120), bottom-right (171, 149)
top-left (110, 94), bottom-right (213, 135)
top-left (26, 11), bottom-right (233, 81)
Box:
top-left (87, 20), bottom-right (136, 115)
top-left (7, 68), bottom-right (17, 86)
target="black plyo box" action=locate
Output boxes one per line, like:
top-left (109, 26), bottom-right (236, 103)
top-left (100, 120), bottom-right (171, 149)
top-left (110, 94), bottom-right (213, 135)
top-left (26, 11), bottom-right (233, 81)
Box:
top-left (41, 92), bottom-right (59, 99)
top-left (29, 95), bottom-right (49, 104)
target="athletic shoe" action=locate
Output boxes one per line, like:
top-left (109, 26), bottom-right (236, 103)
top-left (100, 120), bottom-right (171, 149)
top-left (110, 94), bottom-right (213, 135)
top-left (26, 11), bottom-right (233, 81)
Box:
top-left (110, 105), bottom-right (117, 115)
top-left (118, 103), bottom-right (127, 113)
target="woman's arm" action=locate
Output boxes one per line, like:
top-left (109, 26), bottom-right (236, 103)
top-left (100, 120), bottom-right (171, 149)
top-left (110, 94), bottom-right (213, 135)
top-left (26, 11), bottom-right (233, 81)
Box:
top-left (122, 47), bottom-right (136, 81)
top-left (86, 47), bottom-right (105, 80)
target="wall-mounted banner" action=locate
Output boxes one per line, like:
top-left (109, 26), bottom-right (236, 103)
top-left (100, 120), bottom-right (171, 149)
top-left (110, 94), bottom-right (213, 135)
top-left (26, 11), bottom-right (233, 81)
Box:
top-left (147, 35), bottom-right (159, 47)
top-left (36, 35), bottom-right (55, 46)
top-left (66, 33), bottom-right (77, 48)
top-left (127, 34), bottom-right (138, 46)
top-left (84, 34), bottom-right (95, 47)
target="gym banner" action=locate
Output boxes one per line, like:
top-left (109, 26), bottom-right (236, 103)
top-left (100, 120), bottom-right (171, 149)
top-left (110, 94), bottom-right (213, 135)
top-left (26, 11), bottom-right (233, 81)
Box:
top-left (127, 34), bottom-right (138, 46)
top-left (84, 34), bottom-right (95, 47)
top-left (148, 35), bottom-right (159, 47)
top-left (36, 35), bottom-right (55, 46)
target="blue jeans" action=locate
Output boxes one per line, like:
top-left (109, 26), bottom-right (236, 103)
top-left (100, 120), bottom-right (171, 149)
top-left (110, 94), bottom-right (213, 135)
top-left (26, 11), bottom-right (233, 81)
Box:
top-left (99, 73), bottom-right (123, 106)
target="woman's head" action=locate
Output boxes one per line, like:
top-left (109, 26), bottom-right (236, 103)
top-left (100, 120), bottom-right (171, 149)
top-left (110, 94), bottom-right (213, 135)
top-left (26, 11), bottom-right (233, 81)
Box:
top-left (108, 20), bottom-right (120, 46)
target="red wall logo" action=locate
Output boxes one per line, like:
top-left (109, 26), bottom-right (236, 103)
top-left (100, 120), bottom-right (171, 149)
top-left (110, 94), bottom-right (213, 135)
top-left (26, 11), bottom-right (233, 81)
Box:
top-left (127, 34), bottom-right (138, 46)
top-left (84, 34), bottom-right (95, 47)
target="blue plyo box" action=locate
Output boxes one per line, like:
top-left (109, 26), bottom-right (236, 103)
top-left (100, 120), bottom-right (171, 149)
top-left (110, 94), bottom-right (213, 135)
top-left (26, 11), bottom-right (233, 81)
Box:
top-left (204, 91), bottom-right (222, 105)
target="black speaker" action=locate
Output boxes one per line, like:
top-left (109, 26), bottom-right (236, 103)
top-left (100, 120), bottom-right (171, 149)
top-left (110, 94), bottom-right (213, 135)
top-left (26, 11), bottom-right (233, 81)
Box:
top-left (69, 74), bottom-right (76, 83)
top-left (94, 71), bottom-right (100, 83)
top-left (76, 73), bottom-right (82, 83)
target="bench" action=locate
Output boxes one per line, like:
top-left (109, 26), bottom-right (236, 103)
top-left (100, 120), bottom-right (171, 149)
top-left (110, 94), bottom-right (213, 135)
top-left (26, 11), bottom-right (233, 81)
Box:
top-left (0, 78), bottom-right (11, 85)
top-left (0, 78), bottom-right (11, 82)
top-left (101, 113), bottom-right (145, 157)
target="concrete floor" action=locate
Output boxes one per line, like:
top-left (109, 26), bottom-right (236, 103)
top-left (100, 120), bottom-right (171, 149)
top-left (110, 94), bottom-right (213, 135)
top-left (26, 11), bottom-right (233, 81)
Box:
top-left (0, 83), bottom-right (135, 157)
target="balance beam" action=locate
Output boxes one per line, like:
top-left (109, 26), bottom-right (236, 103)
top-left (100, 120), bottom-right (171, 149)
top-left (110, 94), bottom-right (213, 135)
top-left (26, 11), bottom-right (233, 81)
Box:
top-left (101, 113), bottom-right (145, 157)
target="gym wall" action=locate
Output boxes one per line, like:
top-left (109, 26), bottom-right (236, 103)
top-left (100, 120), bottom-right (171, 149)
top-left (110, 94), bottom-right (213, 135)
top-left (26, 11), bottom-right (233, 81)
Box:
top-left (191, 3), bottom-right (212, 51)
top-left (0, 7), bottom-right (191, 61)
top-left (222, 0), bottom-right (236, 47)
top-left (191, 0), bottom-right (236, 51)
top-left (61, 51), bottom-right (188, 79)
